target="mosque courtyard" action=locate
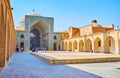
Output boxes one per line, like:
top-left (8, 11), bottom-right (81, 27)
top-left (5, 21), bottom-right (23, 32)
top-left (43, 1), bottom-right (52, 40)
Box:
top-left (0, 51), bottom-right (120, 78)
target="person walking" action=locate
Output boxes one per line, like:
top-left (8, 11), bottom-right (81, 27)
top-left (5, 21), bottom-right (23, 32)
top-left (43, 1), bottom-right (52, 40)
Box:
top-left (35, 48), bottom-right (38, 52)
top-left (16, 47), bottom-right (19, 52)
top-left (90, 49), bottom-right (93, 53)
top-left (21, 47), bottom-right (24, 52)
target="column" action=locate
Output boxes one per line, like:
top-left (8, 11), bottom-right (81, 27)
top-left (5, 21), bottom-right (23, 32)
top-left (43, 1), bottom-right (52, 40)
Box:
top-left (72, 41), bottom-right (74, 51)
top-left (77, 40), bottom-right (79, 52)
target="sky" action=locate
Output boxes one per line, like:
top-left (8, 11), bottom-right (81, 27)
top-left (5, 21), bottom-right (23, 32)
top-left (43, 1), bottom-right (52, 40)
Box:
top-left (10, 0), bottom-right (120, 31)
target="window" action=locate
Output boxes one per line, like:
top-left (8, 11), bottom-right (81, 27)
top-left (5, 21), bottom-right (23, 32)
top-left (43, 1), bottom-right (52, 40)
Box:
top-left (98, 41), bottom-right (101, 47)
top-left (109, 40), bottom-right (111, 47)
top-left (20, 34), bottom-right (24, 39)
top-left (82, 43), bottom-right (84, 46)
top-left (54, 36), bottom-right (57, 40)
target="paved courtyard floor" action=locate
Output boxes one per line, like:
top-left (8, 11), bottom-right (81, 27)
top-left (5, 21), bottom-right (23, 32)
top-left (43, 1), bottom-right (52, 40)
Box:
top-left (0, 52), bottom-right (120, 78)
top-left (0, 67), bottom-right (3, 74)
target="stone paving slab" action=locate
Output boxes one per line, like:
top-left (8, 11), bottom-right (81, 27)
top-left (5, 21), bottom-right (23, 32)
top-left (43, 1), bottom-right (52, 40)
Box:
top-left (31, 51), bottom-right (120, 64)
top-left (0, 52), bottom-right (101, 78)
top-left (67, 62), bottom-right (120, 78)
top-left (0, 67), bottom-right (3, 74)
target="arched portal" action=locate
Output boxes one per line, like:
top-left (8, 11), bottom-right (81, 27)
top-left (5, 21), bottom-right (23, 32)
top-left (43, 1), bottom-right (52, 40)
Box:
top-left (94, 37), bottom-right (101, 53)
top-left (104, 36), bottom-right (115, 53)
top-left (30, 28), bottom-right (40, 50)
top-left (85, 39), bottom-right (92, 52)
top-left (53, 43), bottom-right (57, 51)
top-left (30, 20), bottom-right (48, 50)
top-left (79, 40), bottom-right (84, 52)
top-left (69, 41), bottom-right (72, 51)
top-left (73, 40), bottom-right (77, 51)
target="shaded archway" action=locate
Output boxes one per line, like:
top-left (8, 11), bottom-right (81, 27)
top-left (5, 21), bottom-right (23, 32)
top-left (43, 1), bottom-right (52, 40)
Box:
top-left (53, 43), bottom-right (57, 51)
top-left (64, 42), bottom-right (67, 51)
top-left (104, 36), bottom-right (115, 53)
top-left (73, 40), bottom-right (77, 51)
top-left (61, 42), bottom-right (64, 50)
top-left (30, 28), bottom-right (40, 50)
top-left (30, 20), bottom-right (48, 50)
top-left (54, 36), bottom-right (57, 40)
top-left (69, 41), bottom-right (72, 51)
top-left (94, 37), bottom-right (101, 53)
top-left (85, 39), bottom-right (92, 52)
top-left (20, 34), bottom-right (24, 39)
top-left (79, 40), bottom-right (84, 52)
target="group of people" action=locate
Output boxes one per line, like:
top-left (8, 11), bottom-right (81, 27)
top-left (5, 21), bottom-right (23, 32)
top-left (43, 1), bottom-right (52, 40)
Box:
top-left (32, 48), bottom-right (38, 52)
top-left (16, 47), bottom-right (41, 52)
top-left (16, 47), bottom-right (24, 52)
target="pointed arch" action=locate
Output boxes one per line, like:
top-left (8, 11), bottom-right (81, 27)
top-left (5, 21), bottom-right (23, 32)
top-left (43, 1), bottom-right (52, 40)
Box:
top-left (85, 39), bottom-right (92, 52)
top-left (104, 36), bottom-right (115, 53)
top-left (61, 42), bottom-right (64, 50)
top-left (53, 43), bottom-right (57, 51)
top-left (30, 19), bottom-right (48, 34)
top-left (69, 41), bottom-right (72, 51)
top-left (64, 42), bottom-right (67, 51)
top-left (79, 40), bottom-right (84, 52)
top-left (30, 20), bottom-right (49, 50)
top-left (73, 40), bottom-right (77, 51)
top-left (94, 37), bottom-right (101, 53)
top-left (20, 34), bottom-right (24, 39)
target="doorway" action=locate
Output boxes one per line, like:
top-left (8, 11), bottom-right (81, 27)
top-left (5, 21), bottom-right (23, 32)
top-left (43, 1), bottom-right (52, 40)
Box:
top-left (54, 43), bottom-right (57, 51)
top-left (20, 42), bottom-right (24, 51)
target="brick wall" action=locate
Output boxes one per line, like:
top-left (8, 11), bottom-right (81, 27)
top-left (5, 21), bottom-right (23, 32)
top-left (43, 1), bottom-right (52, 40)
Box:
top-left (0, 0), bottom-right (16, 67)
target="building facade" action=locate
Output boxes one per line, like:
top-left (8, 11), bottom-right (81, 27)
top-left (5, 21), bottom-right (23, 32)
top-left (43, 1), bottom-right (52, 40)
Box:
top-left (16, 13), bottom-right (120, 55)
top-left (61, 20), bottom-right (120, 55)
top-left (0, 0), bottom-right (16, 67)
top-left (16, 12), bottom-right (55, 51)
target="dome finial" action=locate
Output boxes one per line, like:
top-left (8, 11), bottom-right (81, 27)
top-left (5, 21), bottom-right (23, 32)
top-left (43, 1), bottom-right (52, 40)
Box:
top-left (92, 19), bottom-right (97, 23)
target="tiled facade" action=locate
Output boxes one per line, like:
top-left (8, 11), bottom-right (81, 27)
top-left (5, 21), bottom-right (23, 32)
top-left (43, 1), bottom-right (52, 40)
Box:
top-left (16, 14), bottom-right (54, 51)
top-left (0, 0), bottom-right (16, 67)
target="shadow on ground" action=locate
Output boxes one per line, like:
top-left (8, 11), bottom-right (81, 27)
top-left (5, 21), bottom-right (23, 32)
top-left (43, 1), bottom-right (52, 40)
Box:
top-left (0, 52), bottom-right (102, 78)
